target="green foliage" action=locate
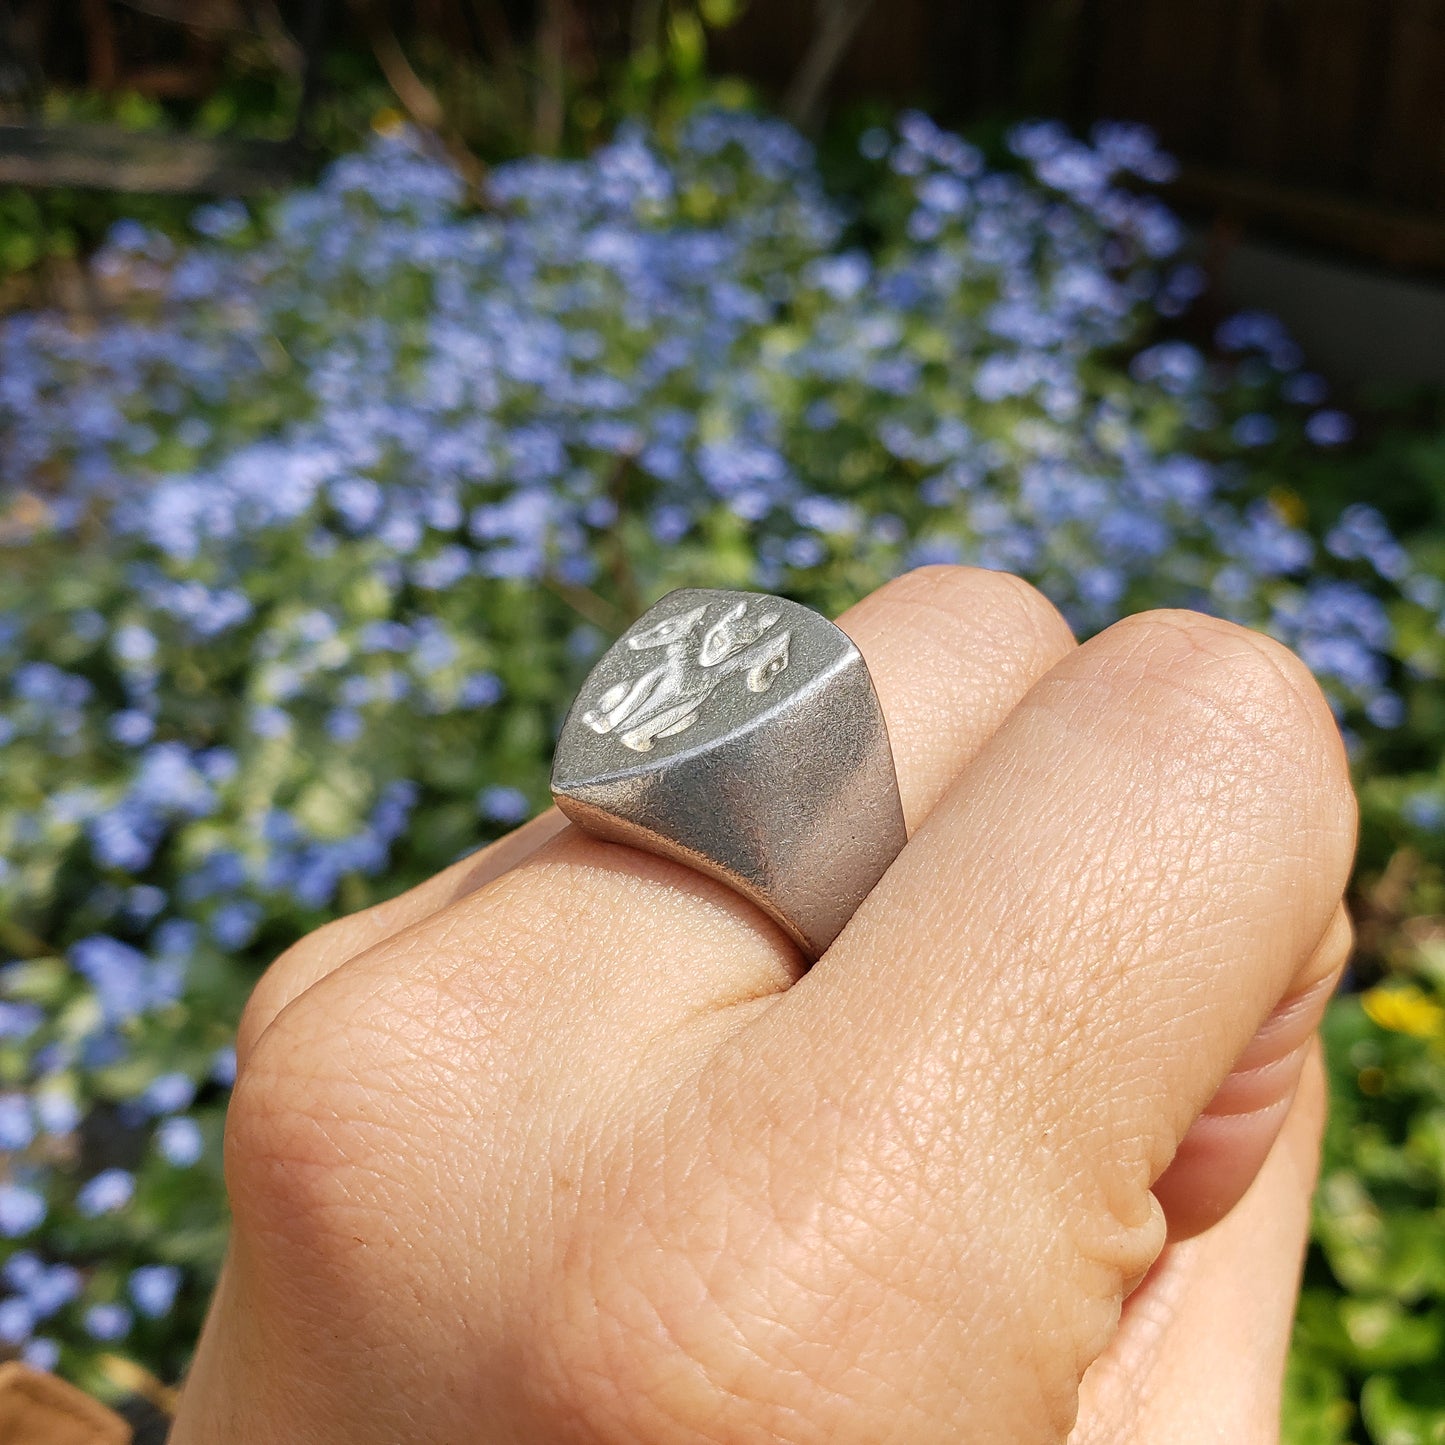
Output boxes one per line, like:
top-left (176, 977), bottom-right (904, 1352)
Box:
top-left (1287, 933), bottom-right (1445, 1444)
top-left (0, 0), bottom-right (756, 296)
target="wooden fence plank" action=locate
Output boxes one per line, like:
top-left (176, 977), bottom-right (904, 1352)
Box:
top-left (0, 125), bottom-right (310, 193)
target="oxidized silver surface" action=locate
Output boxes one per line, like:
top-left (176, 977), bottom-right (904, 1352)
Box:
top-left (550, 588), bottom-right (906, 960)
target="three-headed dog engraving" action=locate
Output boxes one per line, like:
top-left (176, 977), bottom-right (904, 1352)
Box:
top-left (582, 599), bottom-right (793, 752)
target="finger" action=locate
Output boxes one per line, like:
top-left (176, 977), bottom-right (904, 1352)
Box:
top-left (217, 567), bottom-right (1076, 1441)
top-left (1152, 905), bottom-right (1350, 1240)
top-left (237, 567), bottom-right (1076, 1056)
top-left (838, 567), bottom-right (1077, 832)
top-left (234, 808), bottom-right (567, 1064)
top-left (1071, 1038), bottom-right (1328, 1444)
top-left (705, 609), bottom-right (1354, 1439)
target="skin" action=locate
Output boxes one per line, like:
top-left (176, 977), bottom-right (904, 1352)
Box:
top-left (171, 565), bottom-right (1357, 1444)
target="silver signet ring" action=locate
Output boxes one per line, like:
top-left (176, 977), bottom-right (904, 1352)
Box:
top-left (550, 588), bottom-right (907, 960)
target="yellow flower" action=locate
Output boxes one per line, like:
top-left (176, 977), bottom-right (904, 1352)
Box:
top-left (1361, 983), bottom-right (1445, 1039)
top-left (1268, 487), bottom-right (1307, 526)
top-left (371, 107), bottom-right (406, 137)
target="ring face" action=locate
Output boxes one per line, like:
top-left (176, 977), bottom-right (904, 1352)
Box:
top-left (551, 588), bottom-right (907, 960)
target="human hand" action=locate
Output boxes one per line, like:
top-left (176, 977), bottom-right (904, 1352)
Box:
top-left (171, 566), bottom-right (1355, 1444)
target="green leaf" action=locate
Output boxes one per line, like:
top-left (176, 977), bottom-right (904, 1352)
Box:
top-left (1361, 1370), bottom-right (1445, 1445)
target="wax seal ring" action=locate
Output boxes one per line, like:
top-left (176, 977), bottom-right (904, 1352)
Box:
top-left (550, 588), bottom-right (906, 960)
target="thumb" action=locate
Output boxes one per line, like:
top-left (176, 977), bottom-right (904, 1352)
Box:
top-left (1070, 1037), bottom-right (1328, 1444)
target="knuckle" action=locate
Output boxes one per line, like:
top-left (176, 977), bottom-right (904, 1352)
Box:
top-left (233, 966), bottom-right (292, 1068)
top-left (222, 1035), bottom-right (450, 1358)
top-left (225, 987), bottom-right (401, 1257)
top-left (222, 1037), bottom-right (305, 1244)
top-left (233, 913), bottom-right (364, 1066)
top-left (1106, 609), bottom-right (1355, 818)
top-left (887, 564), bottom-right (1075, 665)
top-left (223, 1014), bottom-right (340, 1240)
top-left (1115, 607), bottom-right (1320, 729)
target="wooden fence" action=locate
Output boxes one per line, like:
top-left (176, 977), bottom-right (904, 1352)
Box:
top-left (8, 0), bottom-right (1445, 273)
top-left (716, 0), bottom-right (1445, 273)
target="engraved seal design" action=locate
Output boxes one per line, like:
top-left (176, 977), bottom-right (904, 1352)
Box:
top-left (582, 598), bottom-right (793, 752)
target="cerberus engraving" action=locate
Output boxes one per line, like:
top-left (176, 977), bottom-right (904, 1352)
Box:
top-left (582, 598), bottom-right (792, 752)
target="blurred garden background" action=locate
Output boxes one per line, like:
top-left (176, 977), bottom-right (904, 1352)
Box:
top-left (0, 1), bottom-right (1443, 1439)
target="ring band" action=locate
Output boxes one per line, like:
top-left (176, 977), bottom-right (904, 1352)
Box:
top-left (550, 588), bottom-right (907, 960)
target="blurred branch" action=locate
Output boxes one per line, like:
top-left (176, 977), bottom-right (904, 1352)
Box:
top-left (605, 453), bottom-right (644, 619)
top-left (544, 576), bottom-right (627, 634)
top-left (346, 0), bottom-right (490, 199)
top-left (349, 0), bottom-right (444, 127)
top-left (1355, 847), bottom-right (1423, 973)
top-left (782, 0), bottom-right (875, 133)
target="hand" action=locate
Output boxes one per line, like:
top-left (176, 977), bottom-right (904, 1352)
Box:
top-left (171, 566), bottom-right (1356, 1444)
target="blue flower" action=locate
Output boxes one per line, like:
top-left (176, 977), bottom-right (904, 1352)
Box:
top-left (1232, 414), bottom-right (1278, 448)
top-left (0, 1185), bottom-right (46, 1237)
top-left (1283, 372), bottom-right (1329, 406)
top-left (0, 1094), bottom-right (35, 1151)
top-left (412, 545), bottom-right (472, 591)
top-left (23, 1264), bottom-right (81, 1318)
top-left (72, 936), bottom-right (158, 1025)
top-left (210, 900), bottom-right (262, 950)
top-left (858, 126), bottom-right (890, 160)
top-left (113, 624), bottom-right (159, 665)
top-left (125, 885), bottom-right (168, 921)
top-left (0, 1297), bottom-right (34, 1344)
top-left (1216, 310), bottom-right (1292, 355)
top-left (1129, 341), bottom-right (1203, 395)
top-left (129, 1264), bottom-right (182, 1319)
top-left (76, 1168), bottom-right (135, 1218)
top-left (140, 1072), bottom-right (197, 1115)
top-left (648, 505), bottom-right (691, 544)
top-left (157, 1115), bottom-right (205, 1169)
top-left (108, 710), bottom-right (156, 747)
top-left (0, 1003), bottom-right (42, 1041)
top-left (14, 662), bottom-right (91, 709)
top-left (1403, 795), bottom-right (1445, 832)
top-left (192, 199), bottom-right (249, 240)
top-left (326, 708), bottom-right (364, 744)
top-left (793, 495), bottom-right (861, 535)
top-left (250, 705), bottom-right (292, 740)
top-left (783, 535), bottom-right (825, 569)
top-left (83, 1302), bottom-right (133, 1341)
top-left (2, 1253), bottom-right (42, 1290)
top-left (22, 1338), bottom-right (60, 1371)
top-left (1364, 692), bottom-right (1404, 728)
top-left (478, 786), bottom-right (530, 825)
top-left (33, 1090), bottom-right (79, 1137)
top-left (1305, 410), bottom-right (1354, 447)
top-left (458, 672), bottom-right (503, 708)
